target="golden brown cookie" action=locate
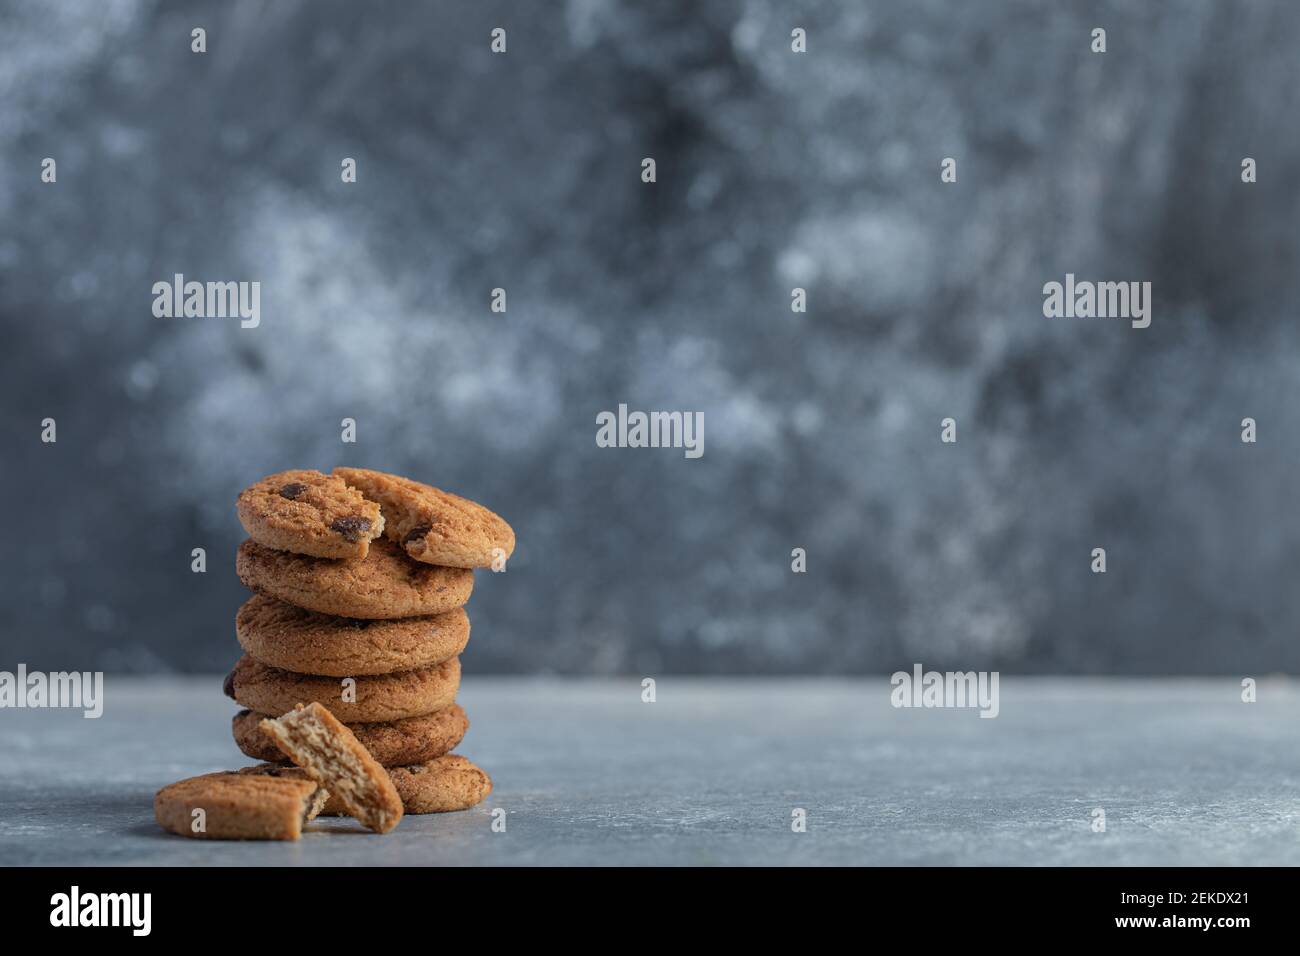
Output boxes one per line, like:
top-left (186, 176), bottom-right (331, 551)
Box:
top-left (237, 469), bottom-right (384, 559)
top-left (233, 705), bottom-right (470, 767)
top-left (320, 755), bottom-right (492, 816)
top-left (235, 595), bottom-right (470, 676)
top-left (224, 654), bottom-right (460, 723)
top-left (236, 537), bottom-right (473, 619)
top-left (154, 770), bottom-right (327, 840)
top-left (259, 702), bottom-right (404, 834)
top-left (334, 467), bottom-right (515, 569)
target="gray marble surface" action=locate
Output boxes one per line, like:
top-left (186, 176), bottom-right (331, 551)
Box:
top-left (1, 677), bottom-right (1298, 866)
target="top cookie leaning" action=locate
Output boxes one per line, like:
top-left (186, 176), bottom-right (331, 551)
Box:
top-left (237, 468), bottom-right (514, 569)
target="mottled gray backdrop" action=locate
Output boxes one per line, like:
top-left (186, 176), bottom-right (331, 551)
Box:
top-left (2, 1), bottom-right (1298, 675)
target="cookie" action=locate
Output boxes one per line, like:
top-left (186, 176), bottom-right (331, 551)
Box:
top-left (237, 469), bottom-right (384, 559)
top-left (334, 467), bottom-right (515, 569)
top-left (233, 705), bottom-right (470, 767)
top-left (236, 762), bottom-right (321, 793)
top-left (260, 702), bottom-right (404, 834)
top-left (224, 654), bottom-right (460, 723)
top-left (236, 595), bottom-right (470, 676)
top-left (320, 755), bottom-right (492, 816)
top-left (154, 770), bottom-right (327, 841)
top-left (236, 537), bottom-right (473, 619)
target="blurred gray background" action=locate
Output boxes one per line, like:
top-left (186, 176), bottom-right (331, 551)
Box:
top-left (2, 0), bottom-right (1298, 676)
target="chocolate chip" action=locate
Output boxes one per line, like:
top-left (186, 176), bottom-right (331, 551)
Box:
top-left (403, 524), bottom-right (431, 543)
top-left (222, 670), bottom-right (236, 699)
top-left (278, 483), bottom-right (307, 500)
top-left (330, 515), bottom-right (372, 541)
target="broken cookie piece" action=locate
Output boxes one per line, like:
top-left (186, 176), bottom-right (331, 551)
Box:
top-left (259, 702), bottom-right (404, 834)
top-left (334, 466), bottom-right (514, 569)
top-left (236, 763), bottom-right (331, 820)
top-left (154, 769), bottom-right (327, 841)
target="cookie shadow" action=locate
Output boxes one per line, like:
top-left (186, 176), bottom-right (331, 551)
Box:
top-left (303, 819), bottom-right (373, 835)
top-left (127, 822), bottom-right (181, 841)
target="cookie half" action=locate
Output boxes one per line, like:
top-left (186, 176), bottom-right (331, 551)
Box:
top-left (335, 467), bottom-right (515, 569)
top-left (260, 702), bottom-right (404, 834)
top-left (237, 469), bottom-right (384, 559)
top-left (154, 770), bottom-right (326, 840)
top-left (224, 654), bottom-right (460, 723)
top-left (320, 755), bottom-right (492, 816)
top-left (236, 537), bottom-right (473, 619)
top-left (233, 704), bottom-right (470, 767)
top-left (235, 763), bottom-right (333, 820)
top-left (236, 595), bottom-right (470, 676)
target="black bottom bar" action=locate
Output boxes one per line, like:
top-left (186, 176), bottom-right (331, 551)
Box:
top-left (1, 866), bottom-right (1273, 940)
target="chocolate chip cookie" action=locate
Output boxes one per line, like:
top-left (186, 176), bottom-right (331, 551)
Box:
top-left (232, 704), bottom-right (470, 767)
top-left (154, 769), bottom-right (328, 841)
top-left (321, 754), bottom-right (492, 816)
top-left (237, 469), bottom-right (384, 559)
top-left (236, 595), bottom-right (470, 676)
top-left (260, 703), bottom-right (404, 834)
top-left (334, 467), bottom-right (515, 569)
top-left (236, 537), bottom-right (473, 619)
top-left (224, 654), bottom-right (461, 723)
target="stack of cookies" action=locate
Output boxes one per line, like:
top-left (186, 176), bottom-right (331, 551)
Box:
top-left (223, 466), bottom-right (514, 823)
